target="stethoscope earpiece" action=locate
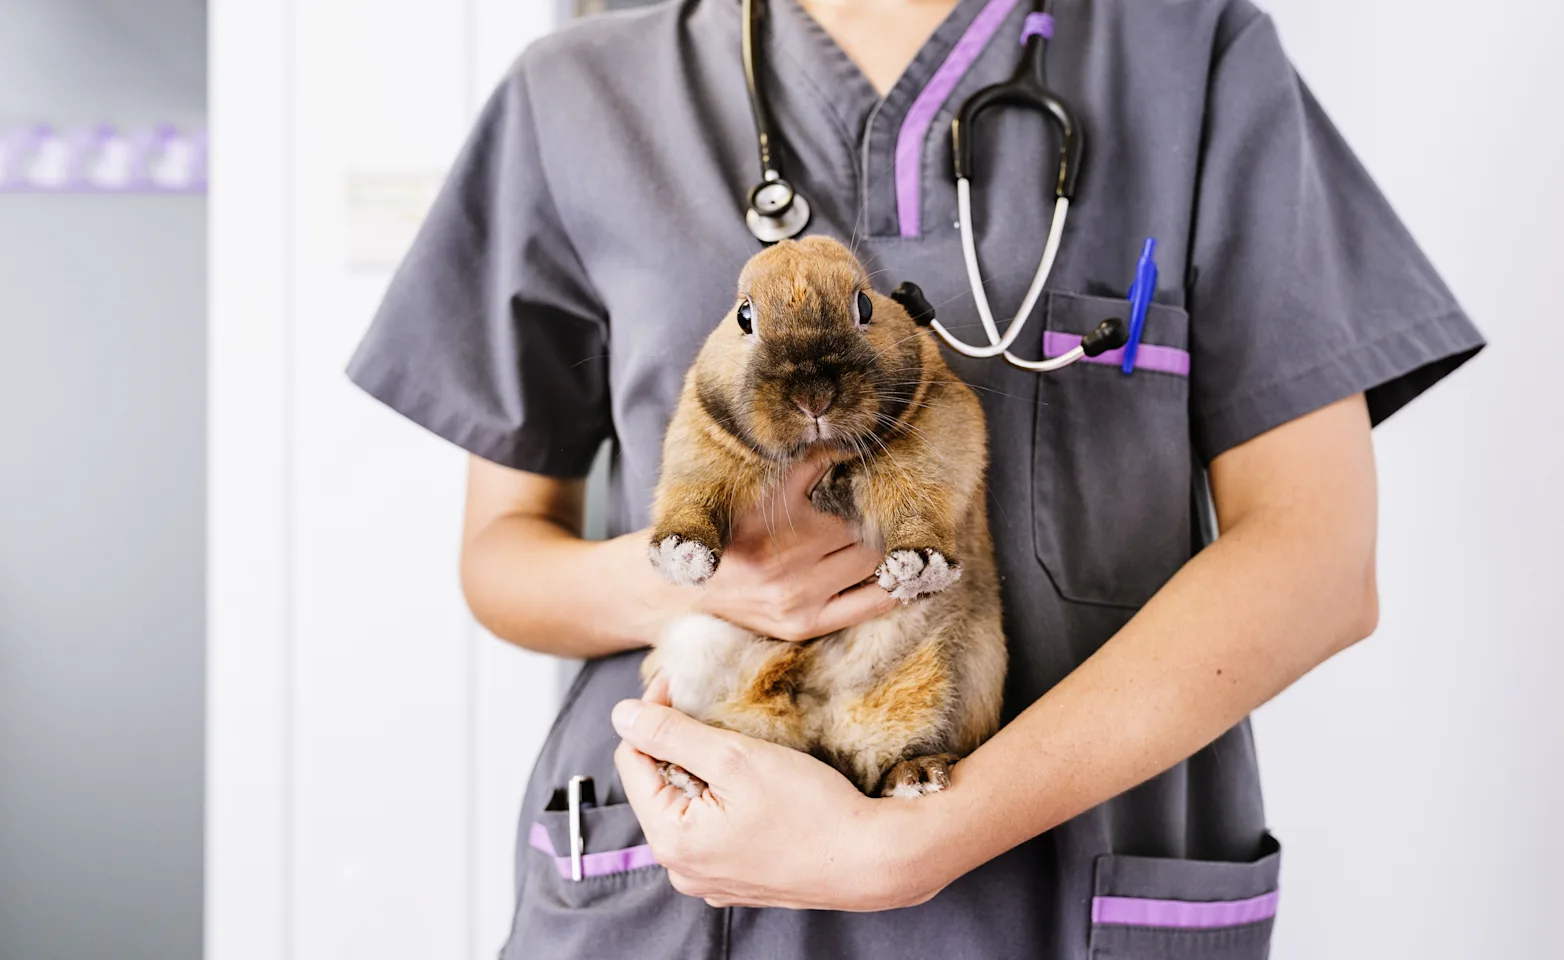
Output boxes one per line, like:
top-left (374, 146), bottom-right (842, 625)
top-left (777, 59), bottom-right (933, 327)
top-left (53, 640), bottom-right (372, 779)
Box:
top-left (1081, 317), bottom-right (1129, 357)
top-left (890, 282), bottom-right (937, 327)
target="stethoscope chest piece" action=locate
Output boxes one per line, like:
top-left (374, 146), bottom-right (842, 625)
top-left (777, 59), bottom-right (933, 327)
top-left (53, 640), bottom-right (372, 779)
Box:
top-left (745, 178), bottom-right (811, 243)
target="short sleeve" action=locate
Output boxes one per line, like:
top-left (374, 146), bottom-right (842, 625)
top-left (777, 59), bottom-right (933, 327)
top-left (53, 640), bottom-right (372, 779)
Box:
top-left (1187, 11), bottom-right (1485, 464)
top-left (345, 60), bottom-right (611, 477)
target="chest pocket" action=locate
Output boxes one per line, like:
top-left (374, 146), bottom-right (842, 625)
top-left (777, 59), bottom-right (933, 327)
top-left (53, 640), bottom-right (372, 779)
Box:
top-left (1032, 292), bottom-right (1195, 609)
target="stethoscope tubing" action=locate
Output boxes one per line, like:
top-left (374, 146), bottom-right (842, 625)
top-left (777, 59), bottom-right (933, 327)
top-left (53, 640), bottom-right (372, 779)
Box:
top-left (932, 185), bottom-right (1070, 361)
top-left (741, 0), bottom-right (780, 185)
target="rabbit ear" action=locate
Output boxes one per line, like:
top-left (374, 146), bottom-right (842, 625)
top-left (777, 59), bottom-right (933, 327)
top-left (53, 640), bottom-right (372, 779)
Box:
top-left (890, 282), bottom-right (936, 327)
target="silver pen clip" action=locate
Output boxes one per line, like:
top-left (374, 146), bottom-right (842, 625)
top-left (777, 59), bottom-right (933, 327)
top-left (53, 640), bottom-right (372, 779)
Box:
top-left (567, 775), bottom-right (592, 882)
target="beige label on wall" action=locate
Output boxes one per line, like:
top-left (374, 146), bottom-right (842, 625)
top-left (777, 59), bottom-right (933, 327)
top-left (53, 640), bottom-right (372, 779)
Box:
top-left (343, 169), bottom-right (443, 271)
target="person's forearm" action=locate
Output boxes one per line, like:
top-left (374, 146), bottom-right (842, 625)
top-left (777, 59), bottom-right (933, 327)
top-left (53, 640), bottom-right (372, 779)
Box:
top-left (907, 508), bottom-right (1377, 889)
top-left (461, 517), bottom-right (690, 658)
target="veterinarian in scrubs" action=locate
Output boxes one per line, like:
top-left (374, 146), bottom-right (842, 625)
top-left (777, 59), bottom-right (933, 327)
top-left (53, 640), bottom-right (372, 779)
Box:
top-left (347, 0), bottom-right (1484, 956)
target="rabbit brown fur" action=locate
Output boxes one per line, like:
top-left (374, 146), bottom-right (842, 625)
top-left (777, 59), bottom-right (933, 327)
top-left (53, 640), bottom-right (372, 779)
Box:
top-left (643, 236), bottom-right (1006, 798)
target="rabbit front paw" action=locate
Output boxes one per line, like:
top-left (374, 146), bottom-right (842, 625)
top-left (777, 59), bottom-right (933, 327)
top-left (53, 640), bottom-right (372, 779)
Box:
top-left (649, 534), bottom-right (720, 586)
top-left (875, 548), bottom-right (961, 601)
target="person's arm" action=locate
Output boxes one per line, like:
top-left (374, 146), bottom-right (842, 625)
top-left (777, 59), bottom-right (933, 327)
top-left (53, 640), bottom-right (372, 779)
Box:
top-left (906, 391), bottom-right (1377, 892)
top-left (460, 455), bottom-right (898, 659)
top-left (610, 392), bottom-right (1378, 910)
top-left (459, 459), bottom-right (674, 658)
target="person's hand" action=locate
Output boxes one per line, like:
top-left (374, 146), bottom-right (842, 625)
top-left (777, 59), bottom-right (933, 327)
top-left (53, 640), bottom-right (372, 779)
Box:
top-left (691, 456), bottom-right (896, 642)
top-left (611, 677), bottom-right (950, 911)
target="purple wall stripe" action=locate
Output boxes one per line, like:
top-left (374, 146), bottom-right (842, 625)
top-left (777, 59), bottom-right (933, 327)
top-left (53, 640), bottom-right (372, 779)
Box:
top-left (894, 0), bottom-right (1020, 237)
top-left (1, 123), bottom-right (208, 194)
top-left (1092, 891), bottom-right (1280, 929)
top-left (528, 821), bottom-right (658, 880)
top-left (1043, 331), bottom-right (1190, 377)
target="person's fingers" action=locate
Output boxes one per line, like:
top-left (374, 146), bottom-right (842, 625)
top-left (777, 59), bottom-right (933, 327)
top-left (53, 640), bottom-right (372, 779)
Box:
top-left (782, 455), bottom-right (832, 505)
top-left (611, 697), bottom-right (753, 785)
top-left (811, 524), bottom-right (863, 560)
top-left (613, 737), bottom-right (686, 822)
top-left (812, 581), bottom-right (901, 636)
top-left (728, 488), bottom-right (852, 557)
top-left (644, 672), bottom-right (672, 707)
top-left (812, 542), bottom-right (885, 594)
top-left (667, 870), bottom-right (702, 898)
top-left (641, 668), bottom-right (665, 696)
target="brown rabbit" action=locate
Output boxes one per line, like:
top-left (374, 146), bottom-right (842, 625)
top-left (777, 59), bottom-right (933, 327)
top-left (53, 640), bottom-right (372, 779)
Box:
top-left (643, 236), bottom-right (1006, 798)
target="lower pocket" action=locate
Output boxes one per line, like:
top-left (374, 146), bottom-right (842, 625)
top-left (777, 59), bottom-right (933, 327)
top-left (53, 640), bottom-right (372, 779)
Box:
top-left (502, 801), bottom-right (723, 960)
top-left (1089, 834), bottom-right (1281, 960)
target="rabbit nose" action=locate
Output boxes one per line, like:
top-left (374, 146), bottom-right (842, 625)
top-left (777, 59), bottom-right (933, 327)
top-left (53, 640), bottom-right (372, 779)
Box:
top-left (792, 385), bottom-right (837, 419)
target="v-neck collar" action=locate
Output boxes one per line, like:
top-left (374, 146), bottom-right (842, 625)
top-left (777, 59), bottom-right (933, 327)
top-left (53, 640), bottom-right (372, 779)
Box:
top-left (766, 0), bottom-right (996, 132)
top-left (755, 0), bottom-right (1030, 238)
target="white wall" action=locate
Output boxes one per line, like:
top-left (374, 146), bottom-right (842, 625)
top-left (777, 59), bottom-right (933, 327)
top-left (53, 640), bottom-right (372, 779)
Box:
top-left (208, 2), bottom-right (561, 959)
top-left (1251, 2), bottom-right (1563, 958)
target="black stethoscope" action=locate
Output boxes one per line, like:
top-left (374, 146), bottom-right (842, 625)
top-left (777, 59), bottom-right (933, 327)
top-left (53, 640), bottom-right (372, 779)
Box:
top-left (740, 0), bottom-right (1132, 370)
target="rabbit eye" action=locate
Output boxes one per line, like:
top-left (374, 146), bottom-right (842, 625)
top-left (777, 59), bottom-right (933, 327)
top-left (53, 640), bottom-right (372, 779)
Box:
top-left (856, 291), bottom-right (873, 326)
top-left (736, 299), bottom-right (754, 336)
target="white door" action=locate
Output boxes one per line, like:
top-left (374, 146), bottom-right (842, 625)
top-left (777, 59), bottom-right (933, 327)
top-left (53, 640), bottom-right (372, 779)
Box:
top-left (208, 2), bottom-right (566, 958)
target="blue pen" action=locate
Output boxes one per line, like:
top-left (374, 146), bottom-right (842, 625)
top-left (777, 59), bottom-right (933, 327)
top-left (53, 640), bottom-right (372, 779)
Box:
top-left (1121, 238), bottom-right (1158, 375)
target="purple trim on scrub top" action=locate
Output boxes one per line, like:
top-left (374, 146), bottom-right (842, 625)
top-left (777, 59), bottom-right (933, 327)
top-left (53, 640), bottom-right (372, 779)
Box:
top-left (528, 821), bottom-right (659, 879)
top-left (894, 0), bottom-right (1021, 237)
top-left (1043, 331), bottom-right (1190, 377)
top-left (1020, 12), bottom-right (1054, 42)
top-left (1092, 890), bottom-right (1280, 928)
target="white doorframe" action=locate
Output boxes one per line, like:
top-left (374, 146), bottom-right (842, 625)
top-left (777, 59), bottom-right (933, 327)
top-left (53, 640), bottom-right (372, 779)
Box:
top-left (207, 0), bottom-right (290, 956)
top-left (208, 3), bottom-right (562, 958)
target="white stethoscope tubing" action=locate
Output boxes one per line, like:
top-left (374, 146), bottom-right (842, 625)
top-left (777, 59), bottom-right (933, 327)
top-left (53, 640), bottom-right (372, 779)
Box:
top-left (931, 182), bottom-right (1070, 363)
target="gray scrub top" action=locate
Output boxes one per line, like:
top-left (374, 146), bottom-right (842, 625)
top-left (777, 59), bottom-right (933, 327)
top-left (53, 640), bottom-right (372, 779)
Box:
top-left (347, 0), bottom-right (1485, 956)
